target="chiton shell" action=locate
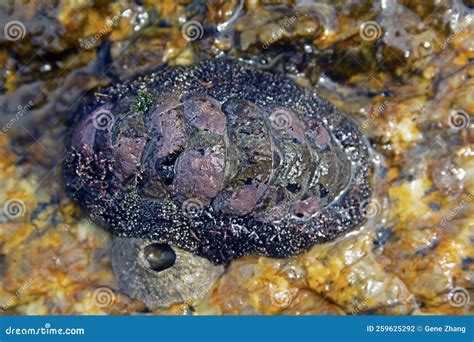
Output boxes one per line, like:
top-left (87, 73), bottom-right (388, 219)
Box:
top-left (64, 58), bottom-right (372, 264)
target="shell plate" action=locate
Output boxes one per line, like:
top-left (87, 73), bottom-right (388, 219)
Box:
top-left (64, 58), bottom-right (372, 264)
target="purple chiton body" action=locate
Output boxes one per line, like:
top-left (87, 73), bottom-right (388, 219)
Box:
top-left (64, 58), bottom-right (372, 264)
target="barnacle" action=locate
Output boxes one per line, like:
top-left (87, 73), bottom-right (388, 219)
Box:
top-left (64, 58), bottom-right (372, 265)
top-left (111, 238), bottom-right (224, 308)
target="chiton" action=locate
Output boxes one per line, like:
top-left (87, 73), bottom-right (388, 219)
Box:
top-left (64, 58), bottom-right (372, 264)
